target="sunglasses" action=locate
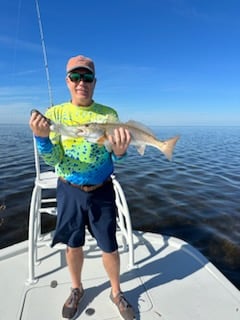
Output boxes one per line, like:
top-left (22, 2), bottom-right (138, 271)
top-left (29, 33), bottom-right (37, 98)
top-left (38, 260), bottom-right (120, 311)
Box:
top-left (68, 72), bottom-right (95, 83)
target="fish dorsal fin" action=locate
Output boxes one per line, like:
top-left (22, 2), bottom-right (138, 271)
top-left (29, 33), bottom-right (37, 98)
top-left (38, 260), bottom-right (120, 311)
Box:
top-left (125, 120), bottom-right (155, 136)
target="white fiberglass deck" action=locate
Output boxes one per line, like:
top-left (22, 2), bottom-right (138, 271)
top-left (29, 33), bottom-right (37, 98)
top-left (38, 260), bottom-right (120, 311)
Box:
top-left (0, 230), bottom-right (240, 320)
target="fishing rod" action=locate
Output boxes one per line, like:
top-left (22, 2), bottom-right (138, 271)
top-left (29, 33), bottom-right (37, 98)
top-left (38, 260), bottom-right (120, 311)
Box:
top-left (35, 0), bottom-right (54, 106)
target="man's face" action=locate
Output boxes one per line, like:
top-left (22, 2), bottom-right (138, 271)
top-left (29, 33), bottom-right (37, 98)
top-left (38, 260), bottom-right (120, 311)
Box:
top-left (66, 68), bottom-right (96, 106)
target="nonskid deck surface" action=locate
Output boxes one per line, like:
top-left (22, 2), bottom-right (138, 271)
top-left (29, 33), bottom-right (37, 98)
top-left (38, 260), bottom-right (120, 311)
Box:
top-left (0, 231), bottom-right (240, 320)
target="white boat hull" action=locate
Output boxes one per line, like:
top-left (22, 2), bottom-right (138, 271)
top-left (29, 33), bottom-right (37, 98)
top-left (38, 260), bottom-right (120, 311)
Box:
top-left (0, 230), bottom-right (239, 319)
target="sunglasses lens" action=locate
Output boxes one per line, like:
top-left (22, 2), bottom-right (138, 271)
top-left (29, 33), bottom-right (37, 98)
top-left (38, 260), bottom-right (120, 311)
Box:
top-left (83, 74), bottom-right (94, 83)
top-left (69, 73), bottom-right (80, 82)
top-left (69, 73), bottom-right (94, 83)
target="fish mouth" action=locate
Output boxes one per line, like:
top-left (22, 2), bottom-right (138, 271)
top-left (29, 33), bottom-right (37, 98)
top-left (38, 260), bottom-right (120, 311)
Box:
top-left (77, 128), bottom-right (85, 133)
top-left (76, 127), bottom-right (88, 136)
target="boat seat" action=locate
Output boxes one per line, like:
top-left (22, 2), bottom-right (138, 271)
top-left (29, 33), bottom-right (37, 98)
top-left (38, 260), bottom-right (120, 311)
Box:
top-left (27, 137), bottom-right (134, 284)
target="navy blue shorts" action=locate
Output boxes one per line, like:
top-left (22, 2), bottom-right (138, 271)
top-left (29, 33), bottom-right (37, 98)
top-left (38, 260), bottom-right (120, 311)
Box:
top-left (52, 178), bottom-right (118, 253)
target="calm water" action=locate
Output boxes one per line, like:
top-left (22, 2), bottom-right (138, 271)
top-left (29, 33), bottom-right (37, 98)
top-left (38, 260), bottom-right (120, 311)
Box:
top-left (0, 124), bottom-right (239, 289)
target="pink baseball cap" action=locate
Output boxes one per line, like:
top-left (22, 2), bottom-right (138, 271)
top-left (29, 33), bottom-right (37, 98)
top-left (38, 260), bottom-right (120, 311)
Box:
top-left (66, 55), bottom-right (95, 74)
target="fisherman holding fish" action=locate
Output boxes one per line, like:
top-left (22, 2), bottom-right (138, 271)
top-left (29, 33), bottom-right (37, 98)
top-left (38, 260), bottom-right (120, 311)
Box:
top-left (29, 55), bottom-right (135, 320)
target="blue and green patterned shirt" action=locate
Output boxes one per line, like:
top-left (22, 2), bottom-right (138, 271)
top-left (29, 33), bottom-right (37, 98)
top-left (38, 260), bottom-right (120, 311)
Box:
top-left (35, 101), bottom-right (120, 185)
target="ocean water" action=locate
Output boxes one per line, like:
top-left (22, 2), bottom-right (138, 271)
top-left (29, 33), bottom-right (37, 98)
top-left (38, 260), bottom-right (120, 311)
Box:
top-left (0, 124), bottom-right (239, 290)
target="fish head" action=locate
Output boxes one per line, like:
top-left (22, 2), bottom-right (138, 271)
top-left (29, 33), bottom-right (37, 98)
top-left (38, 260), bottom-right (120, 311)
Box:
top-left (76, 123), bottom-right (105, 141)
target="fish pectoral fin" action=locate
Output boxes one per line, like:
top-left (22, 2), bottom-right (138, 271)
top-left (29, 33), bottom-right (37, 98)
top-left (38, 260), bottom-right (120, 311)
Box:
top-left (136, 144), bottom-right (146, 156)
top-left (96, 136), bottom-right (107, 145)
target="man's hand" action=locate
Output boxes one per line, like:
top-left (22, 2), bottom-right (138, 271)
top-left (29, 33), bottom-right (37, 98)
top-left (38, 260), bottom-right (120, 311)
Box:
top-left (29, 111), bottom-right (50, 137)
top-left (108, 127), bottom-right (131, 157)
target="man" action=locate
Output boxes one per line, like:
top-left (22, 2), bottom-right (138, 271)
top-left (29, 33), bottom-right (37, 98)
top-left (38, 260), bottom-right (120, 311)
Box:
top-left (29, 55), bottom-right (135, 319)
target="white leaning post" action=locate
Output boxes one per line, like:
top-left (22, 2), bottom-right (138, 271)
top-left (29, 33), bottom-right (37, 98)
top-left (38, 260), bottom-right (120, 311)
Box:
top-left (111, 175), bottom-right (135, 269)
top-left (26, 137), bottom-right (58, 285)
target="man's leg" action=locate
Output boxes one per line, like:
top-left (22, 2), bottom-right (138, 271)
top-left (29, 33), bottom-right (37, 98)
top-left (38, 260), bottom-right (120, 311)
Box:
top-left (103, 250), bottom-right (135, 319)
top-left (62, 246), bottom-right (84, 319)
top-left (66, 246), bottom-right (84, 289)
top-left (102, 250), bottom-right (121, 296)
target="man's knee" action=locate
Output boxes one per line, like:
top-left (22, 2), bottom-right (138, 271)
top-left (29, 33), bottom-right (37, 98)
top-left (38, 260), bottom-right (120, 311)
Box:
top-left (66, 246), bottom-right (83, 255)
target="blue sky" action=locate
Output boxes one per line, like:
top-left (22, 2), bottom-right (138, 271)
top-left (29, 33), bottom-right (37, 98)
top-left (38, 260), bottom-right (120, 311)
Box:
top-left (0, 0), bottom-right (239, 125)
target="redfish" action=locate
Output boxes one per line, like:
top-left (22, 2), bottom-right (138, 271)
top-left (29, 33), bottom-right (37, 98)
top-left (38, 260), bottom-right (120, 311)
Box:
top-left (76, 121), bottom-right (180, 161)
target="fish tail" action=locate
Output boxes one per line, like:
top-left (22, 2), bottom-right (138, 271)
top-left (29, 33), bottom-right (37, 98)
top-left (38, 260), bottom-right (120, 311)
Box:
top-left (157, 135), bottom-right (180, 161)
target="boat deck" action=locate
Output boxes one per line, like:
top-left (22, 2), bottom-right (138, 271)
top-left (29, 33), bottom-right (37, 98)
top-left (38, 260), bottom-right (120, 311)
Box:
top-left (1, 230), bottom-right (240, 320)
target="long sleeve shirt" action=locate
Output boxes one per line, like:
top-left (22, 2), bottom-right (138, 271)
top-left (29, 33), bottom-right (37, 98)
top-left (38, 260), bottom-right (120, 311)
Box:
top-left (35, 101), bottom-right (119, 185)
